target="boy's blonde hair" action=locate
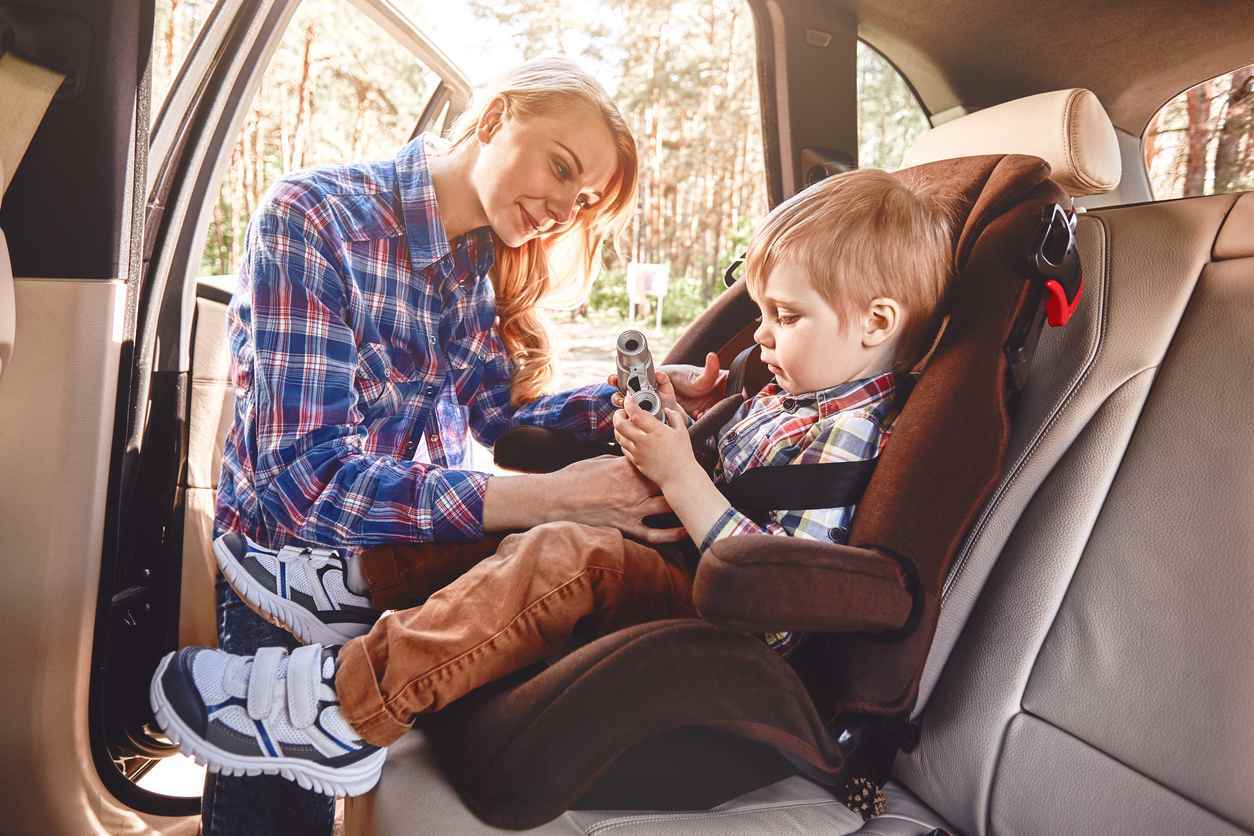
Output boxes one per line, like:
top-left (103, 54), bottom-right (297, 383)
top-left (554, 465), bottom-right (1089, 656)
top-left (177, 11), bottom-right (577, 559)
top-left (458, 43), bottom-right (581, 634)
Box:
top-left (445, 57), bottom-right (639, 405)
top-left (745, 169), bottom-right (955, 370)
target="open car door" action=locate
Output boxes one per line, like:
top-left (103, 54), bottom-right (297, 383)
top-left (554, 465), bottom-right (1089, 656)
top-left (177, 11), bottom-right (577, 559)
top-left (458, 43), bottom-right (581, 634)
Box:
top-left (0, 1), bottom-right (470, 830)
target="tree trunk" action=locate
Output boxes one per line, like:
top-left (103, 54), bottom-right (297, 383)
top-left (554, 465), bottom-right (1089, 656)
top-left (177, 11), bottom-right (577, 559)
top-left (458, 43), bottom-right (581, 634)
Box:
top-left (1213, 67), bottom-right (1253, 194)
top-left (1183, 84), bottom-right (1212, 196)
top-left (165, 0), bottom-right (180, 72)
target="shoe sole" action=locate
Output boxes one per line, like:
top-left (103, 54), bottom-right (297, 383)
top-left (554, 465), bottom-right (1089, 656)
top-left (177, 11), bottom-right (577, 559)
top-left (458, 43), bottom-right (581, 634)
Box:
top-left (213, 536), bottom-right (371, 648)
top-left (149, 652), bottom-right (387, 798)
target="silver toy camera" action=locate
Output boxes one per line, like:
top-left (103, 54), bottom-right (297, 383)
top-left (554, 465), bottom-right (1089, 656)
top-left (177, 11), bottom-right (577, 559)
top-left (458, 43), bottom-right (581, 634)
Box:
top-left (615, 329), bottom-right (664, 419)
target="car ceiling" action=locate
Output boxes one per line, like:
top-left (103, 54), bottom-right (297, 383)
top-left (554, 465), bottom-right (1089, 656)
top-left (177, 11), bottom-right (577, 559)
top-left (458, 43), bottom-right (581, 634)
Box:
top-left (841, 0), bottom-right (1253, 134)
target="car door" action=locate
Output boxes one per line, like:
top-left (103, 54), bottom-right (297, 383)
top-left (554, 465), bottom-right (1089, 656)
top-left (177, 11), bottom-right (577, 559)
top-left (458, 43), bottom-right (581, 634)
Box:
top-left (0, 1), bottom-right (469, 830)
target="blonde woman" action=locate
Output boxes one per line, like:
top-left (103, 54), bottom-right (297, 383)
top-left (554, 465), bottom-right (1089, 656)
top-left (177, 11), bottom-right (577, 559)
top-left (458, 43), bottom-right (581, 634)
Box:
top-left (190, 58), bottom-right (722, 834)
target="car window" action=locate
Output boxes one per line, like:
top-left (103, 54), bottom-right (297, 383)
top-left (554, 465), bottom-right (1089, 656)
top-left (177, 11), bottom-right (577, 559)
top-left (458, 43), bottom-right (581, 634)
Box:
top-left (151, 0), bottom-right (214, 128)
top-left (447, 0), bottom-right (768, 367)
top-left (195, 0), bottom-right (443, 277)
top-left (1143, 63), bottom-right (1253, 199)
top-left (857, 42), bottom-right (929, 171)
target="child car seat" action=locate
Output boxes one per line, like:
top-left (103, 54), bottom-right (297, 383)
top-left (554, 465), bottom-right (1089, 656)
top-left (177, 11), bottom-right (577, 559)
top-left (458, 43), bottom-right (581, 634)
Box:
top-left (368, 152), bottom-right (1080, 829)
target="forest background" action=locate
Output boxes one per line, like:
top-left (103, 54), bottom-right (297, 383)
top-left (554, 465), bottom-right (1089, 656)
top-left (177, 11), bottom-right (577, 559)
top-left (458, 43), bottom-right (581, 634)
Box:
top-left (153, 0), bottom-right (1252, 330)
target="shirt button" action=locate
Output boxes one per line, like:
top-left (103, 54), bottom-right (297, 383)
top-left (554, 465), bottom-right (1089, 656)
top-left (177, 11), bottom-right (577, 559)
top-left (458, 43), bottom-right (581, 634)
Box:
top-left (782, 397), bottom-right (797, 412)
top-left (828, 527), bottom-right (844, 541)
top-left (425, 384), bottom-right (438, 396)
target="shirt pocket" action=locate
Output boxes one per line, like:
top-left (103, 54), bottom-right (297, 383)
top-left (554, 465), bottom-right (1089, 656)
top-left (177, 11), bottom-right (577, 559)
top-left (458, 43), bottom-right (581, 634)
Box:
top-left (354, 342), bottom-right (405, 421)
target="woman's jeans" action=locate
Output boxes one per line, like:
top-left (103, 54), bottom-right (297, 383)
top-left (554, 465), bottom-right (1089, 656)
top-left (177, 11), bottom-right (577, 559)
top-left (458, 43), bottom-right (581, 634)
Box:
top-left (201, 576), bottom-right (335, 835)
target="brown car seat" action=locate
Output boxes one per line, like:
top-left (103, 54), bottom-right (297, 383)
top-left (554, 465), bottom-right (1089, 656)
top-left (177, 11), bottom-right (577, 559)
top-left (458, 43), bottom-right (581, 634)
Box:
top-left (372, 152), bottom-right (1073, 829)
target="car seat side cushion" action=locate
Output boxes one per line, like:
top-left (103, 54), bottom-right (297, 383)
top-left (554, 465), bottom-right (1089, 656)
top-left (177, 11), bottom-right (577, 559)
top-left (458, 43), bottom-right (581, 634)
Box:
top-left (694, 534), bottom-right (914, 633)
top-left (424, 619), bottom-right (844, 830)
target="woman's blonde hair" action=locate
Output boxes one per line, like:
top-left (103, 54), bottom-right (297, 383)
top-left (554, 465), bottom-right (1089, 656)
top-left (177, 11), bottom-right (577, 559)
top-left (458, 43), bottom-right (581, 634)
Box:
top-left (745, 169), bottom-right (956, 371)
top-left (445, 57), bottom-right (639, 405)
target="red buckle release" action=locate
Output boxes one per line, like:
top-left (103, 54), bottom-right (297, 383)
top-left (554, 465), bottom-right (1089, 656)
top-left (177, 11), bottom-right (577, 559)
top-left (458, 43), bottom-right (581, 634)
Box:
top-left (1044, 275), bottom-right (1083, 327)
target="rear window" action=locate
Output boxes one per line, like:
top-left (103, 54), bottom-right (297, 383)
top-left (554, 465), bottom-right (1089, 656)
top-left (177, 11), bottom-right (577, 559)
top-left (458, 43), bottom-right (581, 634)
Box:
top-left (1144, 64), bottom-right (1253, 199)
top-left (857, 42), bottom-right (929, 170)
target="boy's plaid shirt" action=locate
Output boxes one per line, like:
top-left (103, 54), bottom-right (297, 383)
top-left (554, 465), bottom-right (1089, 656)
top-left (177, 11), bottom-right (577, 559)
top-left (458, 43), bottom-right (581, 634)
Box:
top-left (215, 137), bottom-right (615, 549)
top-left (699, 372), bottom-right (904, 553)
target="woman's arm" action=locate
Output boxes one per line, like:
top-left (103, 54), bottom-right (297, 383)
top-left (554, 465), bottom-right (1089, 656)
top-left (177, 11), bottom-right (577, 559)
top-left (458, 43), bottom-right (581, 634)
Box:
top-left (460, 325), bottom-right (620, 449)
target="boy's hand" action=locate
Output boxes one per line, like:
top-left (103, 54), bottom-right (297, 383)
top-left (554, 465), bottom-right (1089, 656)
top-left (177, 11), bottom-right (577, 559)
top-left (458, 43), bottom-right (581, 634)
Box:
top-left (608, 352), bottom-right (726, 417)
top-left (609, 367), bottom-right (684, 417)
top-left (613, 394), bottom-right (699, 491)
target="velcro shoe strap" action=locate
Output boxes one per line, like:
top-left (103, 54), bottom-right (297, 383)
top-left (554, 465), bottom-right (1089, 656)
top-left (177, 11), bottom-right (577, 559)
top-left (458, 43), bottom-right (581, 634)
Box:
top-left (286, 643), bottom-right (324, 728)
top-left (277, 544), bottom-right (341, 569)
top-left (246, 646), bottom-right (287, 721)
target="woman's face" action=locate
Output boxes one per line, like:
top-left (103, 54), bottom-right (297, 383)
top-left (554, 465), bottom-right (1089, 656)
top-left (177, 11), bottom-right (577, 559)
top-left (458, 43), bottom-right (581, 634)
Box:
top-left (471, 98), bottom-right (619, 248)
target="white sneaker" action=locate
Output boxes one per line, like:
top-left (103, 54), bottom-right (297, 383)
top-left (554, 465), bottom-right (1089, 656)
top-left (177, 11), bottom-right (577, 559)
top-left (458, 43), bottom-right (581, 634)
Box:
top-left (214, 532), bottom-right (379, 647)
top-left (150, 644), bottom-right (387, 797)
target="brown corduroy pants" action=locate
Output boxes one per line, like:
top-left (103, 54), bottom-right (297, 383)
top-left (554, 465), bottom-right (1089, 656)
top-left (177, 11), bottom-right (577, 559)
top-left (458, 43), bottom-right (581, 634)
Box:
top-left (335, 522), bottom-right (697, 746)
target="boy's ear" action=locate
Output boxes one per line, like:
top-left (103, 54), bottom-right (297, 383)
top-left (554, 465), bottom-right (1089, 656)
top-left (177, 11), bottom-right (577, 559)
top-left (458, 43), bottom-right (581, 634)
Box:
top-left (861, 297), bottom-right (902, 348)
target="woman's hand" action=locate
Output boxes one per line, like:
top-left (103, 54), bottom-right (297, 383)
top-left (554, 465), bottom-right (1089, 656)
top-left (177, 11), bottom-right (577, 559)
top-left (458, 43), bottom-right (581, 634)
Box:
top-left (613, 395), bottom-right (700, 492)
top-left (557, 455), bottom-right (687, 543)
top-left (608, 352), bottom-right (727, 418)
top-left (483, 454), bottom-right (687, 544)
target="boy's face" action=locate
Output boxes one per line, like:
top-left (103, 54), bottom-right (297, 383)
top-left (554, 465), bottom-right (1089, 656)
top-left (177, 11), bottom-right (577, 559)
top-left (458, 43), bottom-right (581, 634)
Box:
top-left (750, 261), bottom-right (895, 394)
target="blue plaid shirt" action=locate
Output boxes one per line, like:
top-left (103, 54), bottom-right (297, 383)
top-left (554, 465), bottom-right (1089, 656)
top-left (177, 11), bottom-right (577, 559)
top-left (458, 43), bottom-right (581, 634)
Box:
top-left (216, 137), bottom-right (616, 549)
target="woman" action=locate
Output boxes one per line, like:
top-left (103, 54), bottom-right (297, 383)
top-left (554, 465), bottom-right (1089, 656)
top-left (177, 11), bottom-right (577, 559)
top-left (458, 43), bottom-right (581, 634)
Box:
top-left (198, 57), bottom-right (724, 835)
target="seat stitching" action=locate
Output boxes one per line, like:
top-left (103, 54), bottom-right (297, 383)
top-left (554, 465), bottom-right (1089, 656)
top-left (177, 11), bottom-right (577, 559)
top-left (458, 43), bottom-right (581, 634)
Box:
top-left (1010, 711), bottom-right (1250, 833)
top-left (943, 214), bottom-right (1110, 602)
top-left (876, 812), bottom-right (945, 828)
top-left (583, 798), bottom-right (853, 834)
top-left (1210, 191), bottom-right (1245, 261)
top-left (978, 366), bottom-right (1158, 836)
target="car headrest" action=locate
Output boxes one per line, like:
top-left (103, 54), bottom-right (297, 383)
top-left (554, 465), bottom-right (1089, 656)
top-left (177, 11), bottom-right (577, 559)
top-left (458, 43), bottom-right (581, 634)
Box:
top-left (903, 89), bottom-right (1121, 197)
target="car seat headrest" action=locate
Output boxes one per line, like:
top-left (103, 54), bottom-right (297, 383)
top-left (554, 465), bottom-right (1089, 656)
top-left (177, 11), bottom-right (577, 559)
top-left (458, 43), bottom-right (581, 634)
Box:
top-left (903, 89), bottom-right (1121, 197)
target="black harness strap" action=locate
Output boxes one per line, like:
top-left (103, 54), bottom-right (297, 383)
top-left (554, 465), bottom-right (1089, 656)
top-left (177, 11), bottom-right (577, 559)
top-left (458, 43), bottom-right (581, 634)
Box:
top-left (719, 460), bottom-right (879, 526)
top-left (687, 343), bottom-right (884, 526)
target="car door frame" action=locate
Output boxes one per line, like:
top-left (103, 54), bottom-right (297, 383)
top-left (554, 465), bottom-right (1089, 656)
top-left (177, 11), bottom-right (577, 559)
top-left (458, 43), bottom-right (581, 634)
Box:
top-left (90, 0), bottom-right (472, 815)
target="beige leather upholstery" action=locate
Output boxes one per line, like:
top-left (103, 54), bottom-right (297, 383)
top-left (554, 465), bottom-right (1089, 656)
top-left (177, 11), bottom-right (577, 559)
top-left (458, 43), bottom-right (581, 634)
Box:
top-left (892, 190), bottom-right (1254, 834)
top-left (1215, 191), bottom-right (1254, 260)
top-left (181, 283), bottom-right (236, 648)
top-left (0, 54), bottom-right (63, 195)
top-left (904, 89), bottom-right (1122, 196)
top-left (0, 230), bottom-right (12, 379)
top-left (0, 53), bottom-right (64, 382)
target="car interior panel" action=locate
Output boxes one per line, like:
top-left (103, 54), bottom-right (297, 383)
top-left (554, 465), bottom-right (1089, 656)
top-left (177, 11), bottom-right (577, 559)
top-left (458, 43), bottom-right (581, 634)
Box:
top-left (0, 0), bottom-right (1251, 833)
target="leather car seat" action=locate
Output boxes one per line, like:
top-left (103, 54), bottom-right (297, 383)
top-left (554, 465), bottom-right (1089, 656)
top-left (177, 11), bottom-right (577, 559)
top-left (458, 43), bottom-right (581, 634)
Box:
top-left (347, 90), bottom-right (1159, 834)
